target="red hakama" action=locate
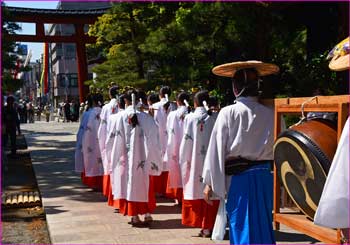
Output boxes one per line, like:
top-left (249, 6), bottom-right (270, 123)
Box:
top-left (81, 172), bottom-right (103, 191)
top-left (151, 171), bottom-right (168, 196)
top-left (102, 174), bottom-right (110, 197)
top-left (182, 199), bottom-right (220, 229)
top-left (165, 175), bottom-right (183, 202)
top-left (118, 176), bottom-right (156, 216)
top-left (107, 181), bottom-right (119, 208)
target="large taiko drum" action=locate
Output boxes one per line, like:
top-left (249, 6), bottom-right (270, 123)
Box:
top-left (274, 118), bottom-right (337, 220)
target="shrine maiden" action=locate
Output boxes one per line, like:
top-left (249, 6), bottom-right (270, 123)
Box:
top-left (179, 90), bottom-right (219, 238)
top-left (164, 91), bottom-right (190, 204)
top-left (110, 90), bottom-right (162, 226)
top-left (97, 86), bottom-right (119, 196)
top-left (151, 86), bottom-right (175, 196)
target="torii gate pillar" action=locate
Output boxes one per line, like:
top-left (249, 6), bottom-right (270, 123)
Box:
top-left (75, 24), bottom-right (89, 103)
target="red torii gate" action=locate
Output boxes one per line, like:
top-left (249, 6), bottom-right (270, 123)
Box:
top-left (3, 6), bottom-right (109, 103)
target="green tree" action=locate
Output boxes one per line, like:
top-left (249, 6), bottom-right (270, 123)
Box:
top-left (1, 5), bottom-right (27, 93)
top-left (87, 2), bottom-right (179, 92)
top-left (88, 2), bottom-right (348, 101)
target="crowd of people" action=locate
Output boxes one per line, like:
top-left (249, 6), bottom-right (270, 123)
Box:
top-left (57, 100), bottom-right (81, 123)
top-left (75, 61), bottom-right (280, 244)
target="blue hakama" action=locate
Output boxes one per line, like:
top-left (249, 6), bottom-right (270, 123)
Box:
top-left (226, 163), bottom-right (275, 244)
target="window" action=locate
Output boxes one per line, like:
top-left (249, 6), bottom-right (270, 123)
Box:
top-left (70, 74), bottom-right (78, 87)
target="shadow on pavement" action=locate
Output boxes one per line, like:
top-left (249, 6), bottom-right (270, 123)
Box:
top-left (274, 230), bottom-right (319, 243)
top-left (149, 218), bottom-right (188, 229)
top-left (153, 204), bottom-right (182, 214)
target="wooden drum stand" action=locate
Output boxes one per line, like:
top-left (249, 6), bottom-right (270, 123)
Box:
top-left (273, 95), bottom-right (349, 244)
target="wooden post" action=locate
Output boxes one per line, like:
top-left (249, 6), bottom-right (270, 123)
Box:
top-left (75, 24), bottom-right (89, 103)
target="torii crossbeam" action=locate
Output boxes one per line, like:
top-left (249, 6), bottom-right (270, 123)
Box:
top-left (3, 6), bottom-right (109, 102)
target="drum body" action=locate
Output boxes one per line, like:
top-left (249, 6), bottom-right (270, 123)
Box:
top-left (274, 119), bottom-right (337, 219)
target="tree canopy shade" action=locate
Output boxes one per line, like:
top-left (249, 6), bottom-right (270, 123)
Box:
top-left (87, 2), bottom-right (349, 104)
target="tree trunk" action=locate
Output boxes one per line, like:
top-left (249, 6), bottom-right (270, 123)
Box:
top-left (129, 9), bottom-right (145, 79)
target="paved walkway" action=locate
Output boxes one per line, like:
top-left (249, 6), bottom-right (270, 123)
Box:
top-left (21, 121), bottom-right (320, 244)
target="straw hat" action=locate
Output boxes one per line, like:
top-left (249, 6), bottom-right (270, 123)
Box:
top-left (327, 37), bottom-right (349, 71)
top-left (212, 60), bottom-right (279, 78)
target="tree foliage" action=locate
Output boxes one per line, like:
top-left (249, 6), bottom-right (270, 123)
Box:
top-left (1, 4), bottom-right (28, 93)
top-left (88, 2), bottom-right (348, 103)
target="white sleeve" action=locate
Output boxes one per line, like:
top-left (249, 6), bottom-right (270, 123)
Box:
top-left (202, 111), bottom-right (229, 199)
top-left (179, 117), bottom-right (194, 186)
top-left (144, 116), bottom-right (162, 176)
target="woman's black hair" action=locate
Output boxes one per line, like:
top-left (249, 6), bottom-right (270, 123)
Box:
top-left (109, 86), bottom-right (119, 99)
top-left (177, 91), bottom-right (191, 113)
top-left (136, 89), bottom-right (147, 105)
top-left (159, 86), bottom-right (171, 97)
top-left (125, 89), bottom-right (139, 128)
top-left (147, 93), bottom-right (160, 105)
top-left (194, 90), bottom-right (212, 115)
top-left (208, 96), bottom-right (218, 108)
top-left (176, 91), bottom-right (190, 105)
top-left (86, 94), bottom-right (93, 111)
top-left (118, 94), bottom-right (126, 110)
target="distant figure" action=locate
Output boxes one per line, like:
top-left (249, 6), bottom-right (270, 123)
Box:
top-left (57, 103), bottom-right (62, 122)
top-left (64, 101), bottom-right (71, 122)
top-left (44, 105), bottom-right (50, 122)
top-left (23, 101), bottom-right (27, 123)
top-left (3, 96), bottom-right (20, 155)
top-left (70, 100), bottom-right (79, 122)
top-left (27, 102), bottom-right (35, 123)
top-left (36, 106), bottom-right (42, 121)
top-left (79, 102), bottom-right (85, 121)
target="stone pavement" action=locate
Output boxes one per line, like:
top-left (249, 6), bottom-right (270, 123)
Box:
top-left (21, 121), bottom-right (320, 244)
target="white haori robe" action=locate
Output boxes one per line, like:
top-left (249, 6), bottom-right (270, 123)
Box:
top-left (110, 106), bottom-right (162, 202)
top-left (75, 110), bottom-right (91, 173)
top-left (164, 106), bottom-right (188, 188)
top-left (152, 98), bottom-right (175, 171)
top-left (105, 110), bottom-right (124, 197)
top-left (179, 107), bottom-right (217, 200)
top-left (201, 96), bottom-right (275, 240)
top-left (202, 96), bottom-right (275, 199)
top-left (105, 110), bottom-right (123, 175)
top-left (82, 107), bottom-right (104, 177)
top-left (314, 117), bottom-right (349, 228)
top-left (97, 99), bottom-right (118, 174)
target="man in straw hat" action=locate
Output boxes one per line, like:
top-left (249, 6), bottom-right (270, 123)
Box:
top-left (202, 60), bottom-right (279, 244)
top-left (314, 37), bottom-right (349, 243)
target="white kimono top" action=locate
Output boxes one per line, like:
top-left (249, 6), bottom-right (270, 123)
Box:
top-left (202, 97), bottom-right (275, 199)
top-left (97, 99), bottom-right (118, 174)
top-left (75, 110), bottom-right (91, 173)
top-left (82, 106), bottom-right (104, 177)
top-left (110, 106), bottom-right (162, 202)
top-left (179, 107), bottom-right (217, 200)
top-left (105, 110), bottom-right (124, 197)
top-left (314, 117), bottom-right (349, 228)
top-left (152, 98), bottom-right (175, 171)
top-left (104, 109), bottom-right (123, 174)
top-left (164, 106), bottom-right (188, 188)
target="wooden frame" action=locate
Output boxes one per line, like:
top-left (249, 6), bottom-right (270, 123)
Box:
top-left (273, 95), bottom-right (349, 244)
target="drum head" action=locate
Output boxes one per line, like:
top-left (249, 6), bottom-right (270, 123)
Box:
top-left (274, 129), bottom-right (332, 220)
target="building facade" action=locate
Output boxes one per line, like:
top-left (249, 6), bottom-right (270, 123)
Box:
top-left (48, 1), bottom-right (111, 106)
